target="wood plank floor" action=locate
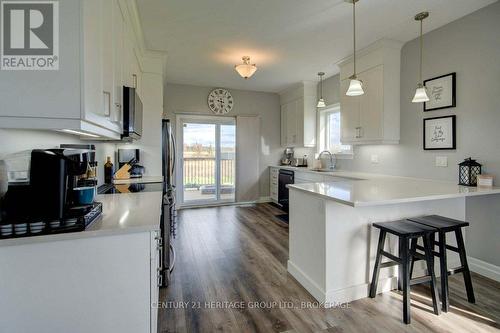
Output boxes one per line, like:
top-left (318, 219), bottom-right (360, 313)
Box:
top-left (158, 203), bottom-right (500, 333)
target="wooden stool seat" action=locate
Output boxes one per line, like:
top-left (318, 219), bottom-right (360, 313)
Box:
top-left (408, 215), bottom-right (475, 312)
top-left (409, 215), bottom-right (469, 231)
top-left (370, 219), bottom-right (441, 324)
top-left (372, 219), bottom-right (437, 236)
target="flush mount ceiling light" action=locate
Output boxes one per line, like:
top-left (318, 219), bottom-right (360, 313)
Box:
top-left (317, 72), bottom-right (326, 108)
top-left (234, 56), bottom-right (257, 79)
top-left (345, 0), bottom-right (364, 97)
top-left (412, 11), bottom-right (430, 103)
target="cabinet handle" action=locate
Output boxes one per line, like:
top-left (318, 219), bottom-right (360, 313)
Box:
top-left (114, 103), bottom-right (122, 123)
top-left (157, 272), bottom-right (163, 287)
top-left (132, 74), bottom-right (137, 89)
top-left (103, 91), bottom-right (111, 117)
top-left (156, 236), bottom-right (163, 272)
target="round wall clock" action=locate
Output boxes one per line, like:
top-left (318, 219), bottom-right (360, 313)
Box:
top-left (208, 88), bottom-right (234, 114)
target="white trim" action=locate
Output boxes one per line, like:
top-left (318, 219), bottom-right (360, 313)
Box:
top-left (468, 257), bottom-right (500, 282)
top-left (317, 103), bottom-right (353, 156)
top-left (176, 115), bottom-right (237, 206)
top-left (178, 198), bottom-right (270, 210)
top-left (287, 260), bottom-right (326, 302)
top-left (325, 277), bottom-right (398, 305)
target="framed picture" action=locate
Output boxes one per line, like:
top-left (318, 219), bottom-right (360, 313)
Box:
top-left (423, 115), bottom-right (456, 150)
top-left (424, 72), bottom-right (456, 111)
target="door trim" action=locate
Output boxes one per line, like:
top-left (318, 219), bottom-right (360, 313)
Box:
top-left (176, 115), bottom-right (236, 207)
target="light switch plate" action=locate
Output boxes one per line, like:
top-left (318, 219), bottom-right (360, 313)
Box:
top-left (371, 154), bottom-right (379, 164)
top-left (435, 156), bottom-right (448, 167)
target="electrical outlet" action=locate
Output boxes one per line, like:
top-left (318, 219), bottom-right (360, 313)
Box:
top-left (371, 154), bottom-right (379, 164)
top-left (435, 156), bottom-right (448, 167)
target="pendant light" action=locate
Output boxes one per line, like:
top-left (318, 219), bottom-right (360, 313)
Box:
top-left (412, 12), bottom-right (430, 103)
top-left (235, 56), bottom-right (257, 79)
top-left (317, 72), bottom-right (326, 108)
top-left (346, 0), bottom-right (364, 96)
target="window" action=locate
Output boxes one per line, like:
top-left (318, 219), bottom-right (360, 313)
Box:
top-left (318, 104), bottom-right (352, 155)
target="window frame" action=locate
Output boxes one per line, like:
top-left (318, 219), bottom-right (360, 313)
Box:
top-left (317, 103), bottom-right (353, 158)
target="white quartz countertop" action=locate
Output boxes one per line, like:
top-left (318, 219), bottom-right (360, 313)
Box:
top-left (272, 166), bottom-right (500, 207)
top-left (113, 176), bottom-right (163, 184)
top-left (0, 191), bottom-right (162, 247)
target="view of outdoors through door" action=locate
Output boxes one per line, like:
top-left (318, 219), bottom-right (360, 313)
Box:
top-left (182, 120), bottom-right (236, 204)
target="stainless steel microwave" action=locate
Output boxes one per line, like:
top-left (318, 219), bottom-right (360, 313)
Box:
top-left (122, 86), bottom-right (143, 140)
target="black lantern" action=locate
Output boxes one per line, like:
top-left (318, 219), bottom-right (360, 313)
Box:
top-left (458, 158), bottom-right (482, 186)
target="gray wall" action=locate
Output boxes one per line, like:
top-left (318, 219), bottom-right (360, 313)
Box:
top-left (329, 3), bottom-right (500, 267)
top-left (164, 83), bottom-right (282, 199)
top-left (337, 2), bottom-right (500, 182)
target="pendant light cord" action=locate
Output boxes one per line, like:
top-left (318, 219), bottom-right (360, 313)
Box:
top-left (320, 75), bottom-right (323, 99)
top-left (353, 1), bottom-right (357, 77)
top-left (419, 19), bottom-right (423, 84)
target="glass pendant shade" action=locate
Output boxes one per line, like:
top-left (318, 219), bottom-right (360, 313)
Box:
top-left (346, 78), bottom-right (364, 96)
top-left (317, 98), bottom-right (326, 108)
top-left (234, 56), bottom-right (257, 79)
top-left (412, 84), bottom-right (429, 103)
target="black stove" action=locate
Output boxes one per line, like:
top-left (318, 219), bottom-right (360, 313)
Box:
top-left (98, 182), bottom-right (163, 194)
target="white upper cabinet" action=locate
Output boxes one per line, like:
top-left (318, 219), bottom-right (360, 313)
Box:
top-left (280, 82), bottom-right (317, 148)
top-left (0, 0), bottom-right (143, 140)
top-left (338, 39), bottom-right (403, 145)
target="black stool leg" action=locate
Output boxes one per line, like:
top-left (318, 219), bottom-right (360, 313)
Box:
top-left (370, 230), bottom-right (386, 298)
top-left (401, 237), bottom-right (411, 324)
top-left (455, 228), bottom-right (476, 303)
top-left (423, 234), bottom-right (441, 316)
top-left (408, 238), bottom-right (417, 280)
top-left (398, 238), bottom-right (403, 291)
top-left (438, 232), bottom-right (449, 312)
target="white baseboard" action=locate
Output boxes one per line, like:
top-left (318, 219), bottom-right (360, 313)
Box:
top-left (325, 277), bottom-right (398, 305)
top-left (178, 197), bottom-right (272, 209)
top-left (288, 260), bottom-right (398, 305)
top-left (287, 260), bottom-right (326, 302)
top-left (257, 196), bottom-right (271, 203)
top-left (468, 256), bottom-right (500, 282)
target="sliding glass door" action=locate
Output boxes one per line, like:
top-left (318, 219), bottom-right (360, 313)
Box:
top-left (179, 116), bottom-right (236, 205)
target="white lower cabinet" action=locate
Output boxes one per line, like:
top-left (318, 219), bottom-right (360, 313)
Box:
top-left (270, 167), bottom-right (279, 203)
top-left (0, 230), bottom-right (161, 333)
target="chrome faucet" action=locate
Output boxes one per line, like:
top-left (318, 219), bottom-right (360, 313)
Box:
top-left (318, 150), bottom-right (336, 170)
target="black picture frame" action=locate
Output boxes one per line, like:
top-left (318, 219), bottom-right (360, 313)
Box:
top-left (423, 115), bottom-right (456, 150)
top-left (423, 72), bottom-right (456, 111)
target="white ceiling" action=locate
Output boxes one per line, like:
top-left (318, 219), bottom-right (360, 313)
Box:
top-left (136, 0), bottom-right (497, 93)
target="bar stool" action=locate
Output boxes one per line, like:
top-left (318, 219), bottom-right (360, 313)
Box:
top-left (369, 219), bottom-right (441, 324)
top-left (408, 215), bottom-right (475, 312)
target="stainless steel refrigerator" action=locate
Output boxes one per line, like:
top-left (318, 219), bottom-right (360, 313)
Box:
top-left (161, 118), bottom-right (176, 287)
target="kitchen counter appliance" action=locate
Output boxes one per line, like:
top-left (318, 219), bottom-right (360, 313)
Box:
top-left (278, 169), bottom-right (294, 214)
top-left (1, 149), bottom-right (102, 239)
top-left (122, 86), bottom-right (143, 140)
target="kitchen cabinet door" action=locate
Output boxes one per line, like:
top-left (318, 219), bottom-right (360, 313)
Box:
top-left (340, 79), bottom-right (360, 143)
top-left (82, 0), bottom-right (104, 122)
top-left (112, 0), bottom-right (125, 125)
top-left (358, 65), bottom-right (383, 141)
top-left (286, 101), bottom-right (298, 146)
top-left (281, 104), bottom-right (288, 146)
top-left (101, 0), bottom-right (114, 120)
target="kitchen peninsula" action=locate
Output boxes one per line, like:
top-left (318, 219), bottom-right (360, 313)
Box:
top-left (286, 171), bottom-right (500, 305)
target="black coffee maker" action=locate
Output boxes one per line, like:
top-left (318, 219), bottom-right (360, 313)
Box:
top-left (3, 149), bottom-right (93, 221)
